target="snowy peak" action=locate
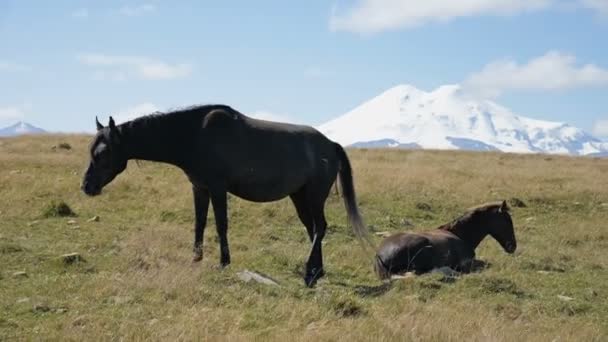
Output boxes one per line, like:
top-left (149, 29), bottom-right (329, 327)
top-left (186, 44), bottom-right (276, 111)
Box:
top-left (0, 121), bottom-right (46, 137)
top-left (318, 84), bottom-right (607, 156)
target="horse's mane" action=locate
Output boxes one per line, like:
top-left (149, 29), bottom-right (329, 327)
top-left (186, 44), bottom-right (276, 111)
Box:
top-left (440, 201), bottom-right (509, 232)
top-left (124, 104), bottom-right (235, 129)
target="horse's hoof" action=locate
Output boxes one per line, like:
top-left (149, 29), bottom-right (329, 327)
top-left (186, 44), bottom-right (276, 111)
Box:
top-left (220, 256), bottom-right (231, 269)
top-left (304, 268), bottom-right (325, 287)
top-left (212, 263), bottom-right (230, 271)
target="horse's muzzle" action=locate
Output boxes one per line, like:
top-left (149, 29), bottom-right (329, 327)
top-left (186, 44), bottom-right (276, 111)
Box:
top-left (81, 181), bottom-right (101, 196)
top-left (504, 242), bottom-right (517, 254)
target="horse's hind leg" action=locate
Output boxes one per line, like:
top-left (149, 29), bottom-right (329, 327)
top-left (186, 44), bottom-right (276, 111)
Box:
top-left (303, 196), bottom-right (329, 287)
top-left (290, 186), bottom-right (329, 287)
top-left (210, 189), bottom-right (231, 268)
top-left (290, 189), bottom-right (314, 242)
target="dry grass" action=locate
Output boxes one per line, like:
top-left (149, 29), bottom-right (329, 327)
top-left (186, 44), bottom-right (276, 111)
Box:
top-left (1, 135), bottom-right (607, 341)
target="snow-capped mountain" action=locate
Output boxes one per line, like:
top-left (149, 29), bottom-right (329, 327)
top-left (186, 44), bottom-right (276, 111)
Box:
top-left (0, 121), bottom-right (46, 137)
top-left (319, 84), bottom-right (608, 155)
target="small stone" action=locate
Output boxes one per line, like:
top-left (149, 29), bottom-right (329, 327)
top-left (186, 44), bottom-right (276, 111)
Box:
top-left (61, 253), bottom-right (84, 264)
top-left (87, 216), bottom-right (100, 222)
top-left (34, 303), bottom-right (51, 312)
top-left (236, 270), bottom-right (279, 286)
top-left (557, 295), bottom-right (574, 301)
top-left (12, 271), bottom-right (28, 278)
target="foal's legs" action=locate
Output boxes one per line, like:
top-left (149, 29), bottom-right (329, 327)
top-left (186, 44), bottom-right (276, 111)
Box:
top-left (192, 186), bottom-right (210, 262)
top-left (210, 190), bottom-right (231, 267)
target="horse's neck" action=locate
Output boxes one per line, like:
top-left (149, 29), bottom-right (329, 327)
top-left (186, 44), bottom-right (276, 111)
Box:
top-left (120, 117), bottom-right (191, 167)
top-left (445, 215), bottom-right (489, 250)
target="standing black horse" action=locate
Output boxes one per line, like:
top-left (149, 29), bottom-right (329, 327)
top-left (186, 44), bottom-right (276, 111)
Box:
top-left (81, 104), bottom-right (369, 286)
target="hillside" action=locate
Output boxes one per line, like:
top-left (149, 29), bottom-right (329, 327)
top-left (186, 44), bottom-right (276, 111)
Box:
top-left (1, 135), bottom-right (607, 340)
top-left (319, 85), bottom-right (608, 155)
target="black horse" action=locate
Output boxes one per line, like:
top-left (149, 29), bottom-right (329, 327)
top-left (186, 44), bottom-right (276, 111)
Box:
top-left (374, 201), bottom-right (516, 279)
top-left (82, 104), bottom-right (369, 286)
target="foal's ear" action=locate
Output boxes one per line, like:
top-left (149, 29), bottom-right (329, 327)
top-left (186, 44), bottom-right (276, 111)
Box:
top-left (95, 116), bottom-right (104, 131)
top-left (499, 200), bottom-right (509, 213)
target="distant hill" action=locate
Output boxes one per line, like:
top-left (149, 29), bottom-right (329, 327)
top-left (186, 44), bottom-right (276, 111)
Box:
top-left (0, 121), bottom-right (46, 137)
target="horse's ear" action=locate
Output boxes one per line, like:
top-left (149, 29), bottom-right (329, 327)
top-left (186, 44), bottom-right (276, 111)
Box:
top-left (96, 116), bottom-right (104, 131)
top-left (108, 116), bottom-right (116, 130)
top-left (499, 200), bottom-right (509, 213)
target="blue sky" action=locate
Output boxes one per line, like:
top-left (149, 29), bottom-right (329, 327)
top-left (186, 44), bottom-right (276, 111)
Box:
top-left (1, 0), bottom-right (607, 137)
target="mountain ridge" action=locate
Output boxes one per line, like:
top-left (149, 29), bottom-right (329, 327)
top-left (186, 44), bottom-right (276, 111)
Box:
top-left (0, 121), bottom-right (47, 137)
top-left (318, 84), bottom-right (607, 156)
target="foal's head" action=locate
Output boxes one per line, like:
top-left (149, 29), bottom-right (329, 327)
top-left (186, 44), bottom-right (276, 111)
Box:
top-left (480, 201), bottom-right (516, 253)
top-left (81, 117), bottom-right (128, 196)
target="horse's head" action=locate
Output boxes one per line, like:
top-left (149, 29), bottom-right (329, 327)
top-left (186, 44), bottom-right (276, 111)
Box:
top-left (81, 117), bottom-right (128, 196)
top-left (488, 200), bottom-right (517, 254)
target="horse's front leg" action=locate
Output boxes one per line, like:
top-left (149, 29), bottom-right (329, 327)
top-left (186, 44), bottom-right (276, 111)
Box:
top-left (192, 186), bottom-right (210, 262)
top-left (210, 189), bottom-right (231, 267)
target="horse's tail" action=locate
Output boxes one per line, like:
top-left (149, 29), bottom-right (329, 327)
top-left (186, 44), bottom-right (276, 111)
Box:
top-left (374, 254), bottom-right (391, 280)
top-left (334, 143), bottom-right (374, 250)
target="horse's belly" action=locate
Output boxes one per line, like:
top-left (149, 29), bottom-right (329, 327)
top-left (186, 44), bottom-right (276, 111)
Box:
top-left (228, 179), bottom-right (302, 202)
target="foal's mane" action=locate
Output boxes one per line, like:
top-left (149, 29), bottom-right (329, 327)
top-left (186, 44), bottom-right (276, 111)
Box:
top-left (440, 202), bottom-right (509, 232)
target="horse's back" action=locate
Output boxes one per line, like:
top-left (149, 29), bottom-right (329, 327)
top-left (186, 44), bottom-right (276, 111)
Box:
top-left (196, 109), bottom-right (340, 201)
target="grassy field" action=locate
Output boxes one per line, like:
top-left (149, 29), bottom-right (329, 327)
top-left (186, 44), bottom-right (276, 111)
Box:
top-left (1, 135), bottom-right (607, 341)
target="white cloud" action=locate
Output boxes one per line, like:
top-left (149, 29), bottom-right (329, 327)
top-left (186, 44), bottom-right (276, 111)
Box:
top-left (78, 53), bottom-right (192, 80)
top-left (463, 51), bottom-right (608, 98)
top-left (330, 0), bottom-right (553, 34)
top-left (580, 0), bottom-right (608, 15)
top-left (329, 0), bottom-right (608, 33)
top-left (119, 4), bottom-right (157, 16)
top-left (0, 106), bottom-right (25, 125)
top-left (593, 118), bottom-right (608, 137)
top-left (0, 61), bottom-right (30, 72)
top-left (72, 8), bottom-right (89, 18)
top-left (249, 110), bottom-right (297, 124)
top-left (111, 103), bottom-right (161, 124)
